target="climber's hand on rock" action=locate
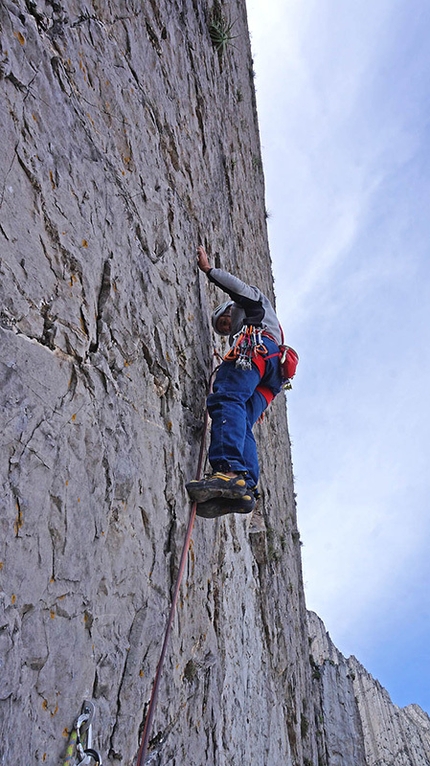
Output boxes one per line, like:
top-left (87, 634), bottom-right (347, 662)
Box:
top-left (197, 245), bottom-right (211, 273)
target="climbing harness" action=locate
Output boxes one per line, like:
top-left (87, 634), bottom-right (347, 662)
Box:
top-left (224, 324), bottom-right (268, 370)
top-left (135, 357), bottom-right (219, 766)
top-left (227, 322), bottom-right (298, 388)
top-left (223, 323), bottom-right (298, 393)
top-left (63, 701), bottom-right (102, 766)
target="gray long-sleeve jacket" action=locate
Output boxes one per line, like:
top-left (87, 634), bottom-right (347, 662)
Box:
top-left (207, 267), bottom-right (282, 345)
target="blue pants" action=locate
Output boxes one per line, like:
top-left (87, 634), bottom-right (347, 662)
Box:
top-left (207, 337), bottom-right (282, 488)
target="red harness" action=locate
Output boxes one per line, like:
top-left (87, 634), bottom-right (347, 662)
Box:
top-left (223, 326), bottom-right (299, 406)
top-left (253, 330), bottom-right (299, 404)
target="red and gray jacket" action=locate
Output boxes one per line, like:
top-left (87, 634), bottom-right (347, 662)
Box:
top-left (208, 268), bottom-right (283, 406)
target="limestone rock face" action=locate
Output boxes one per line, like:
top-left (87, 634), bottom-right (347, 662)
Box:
top-left (0, 1), bottom-right (316, 764)
top-left (1, 1), bottom-right (429, 765)
top-left (308, 611), bottom-right (430, 766)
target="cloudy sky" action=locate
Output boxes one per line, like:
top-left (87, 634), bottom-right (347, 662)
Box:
top-left (246, 0), bottom-right (430, 712)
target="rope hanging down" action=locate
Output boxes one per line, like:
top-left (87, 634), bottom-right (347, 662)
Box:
top-left (135, 360), bottom-right (219, 766)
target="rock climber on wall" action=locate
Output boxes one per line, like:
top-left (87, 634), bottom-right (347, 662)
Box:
top-left (186, 245), bottom-right (296, 519)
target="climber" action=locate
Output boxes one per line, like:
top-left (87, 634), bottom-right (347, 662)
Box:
top-left (186, 245), bottom-right (284, 519)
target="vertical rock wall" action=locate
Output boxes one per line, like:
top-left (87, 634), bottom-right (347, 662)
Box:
top-left (0, 1), bottom-right (318, 764)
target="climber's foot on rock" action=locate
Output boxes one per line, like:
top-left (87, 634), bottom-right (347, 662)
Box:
top-left (186, 472), bottom-right (247, 503)
top-left (196, 492), bottom-right (256, 519)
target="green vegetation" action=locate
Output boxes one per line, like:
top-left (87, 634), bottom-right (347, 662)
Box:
top-left (209, 3), bottom-right (238, 53)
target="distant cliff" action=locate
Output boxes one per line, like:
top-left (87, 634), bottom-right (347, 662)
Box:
top-left (1, 1), bottom-right (429, 764)
top-left (308, 612), bottom-right (430, 765)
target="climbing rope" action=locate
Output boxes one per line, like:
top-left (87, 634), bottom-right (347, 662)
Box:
top-left (135, 358), bottom-right (219, 766)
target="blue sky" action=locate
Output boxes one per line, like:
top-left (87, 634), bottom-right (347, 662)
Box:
top-left (246, 0), bottom-right (430, 712)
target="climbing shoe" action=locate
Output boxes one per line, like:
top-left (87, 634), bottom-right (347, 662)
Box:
top-left (196, 493), bottom-right (256, 519)
top-left (186, 472), bottom-right (247, 503)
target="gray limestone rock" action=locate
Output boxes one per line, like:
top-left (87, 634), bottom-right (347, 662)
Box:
top-left (1, 1), bottom-right (429, 765)
top-left (308, 611), bottom-right (430, 766)
top-left (0, 1), bottom-right (314, 763)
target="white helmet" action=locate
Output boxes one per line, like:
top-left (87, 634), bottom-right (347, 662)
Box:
top-left (211, 301), bottom-right (234, 335)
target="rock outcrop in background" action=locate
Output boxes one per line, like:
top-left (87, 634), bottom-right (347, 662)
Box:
top-left (1, 1), bottom-right (430, 764)
top-left (308, 612), bottom-right (430, 766)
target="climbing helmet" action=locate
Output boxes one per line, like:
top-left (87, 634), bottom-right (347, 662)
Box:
top-left (211, 301), bottom-right (234, 335)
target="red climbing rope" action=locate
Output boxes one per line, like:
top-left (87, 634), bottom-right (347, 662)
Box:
top-left (135, 359), bottom-right (219, 766)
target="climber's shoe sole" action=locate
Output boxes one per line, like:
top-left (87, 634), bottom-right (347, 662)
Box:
top-left (186, 472), bottom-right (247, 503)
top-left (196, 493), bottom-right (256, 519)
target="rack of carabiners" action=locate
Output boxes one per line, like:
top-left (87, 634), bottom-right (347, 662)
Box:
top-left (224, 324), bottom-right (268, 370)
top-left (63, 701), bottom-right (102, 766)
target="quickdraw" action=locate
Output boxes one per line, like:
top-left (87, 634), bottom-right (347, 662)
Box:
top-left (63, 701), bottom-right (102, 766)
top-left (223, 325), bottom-right (268, 370)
